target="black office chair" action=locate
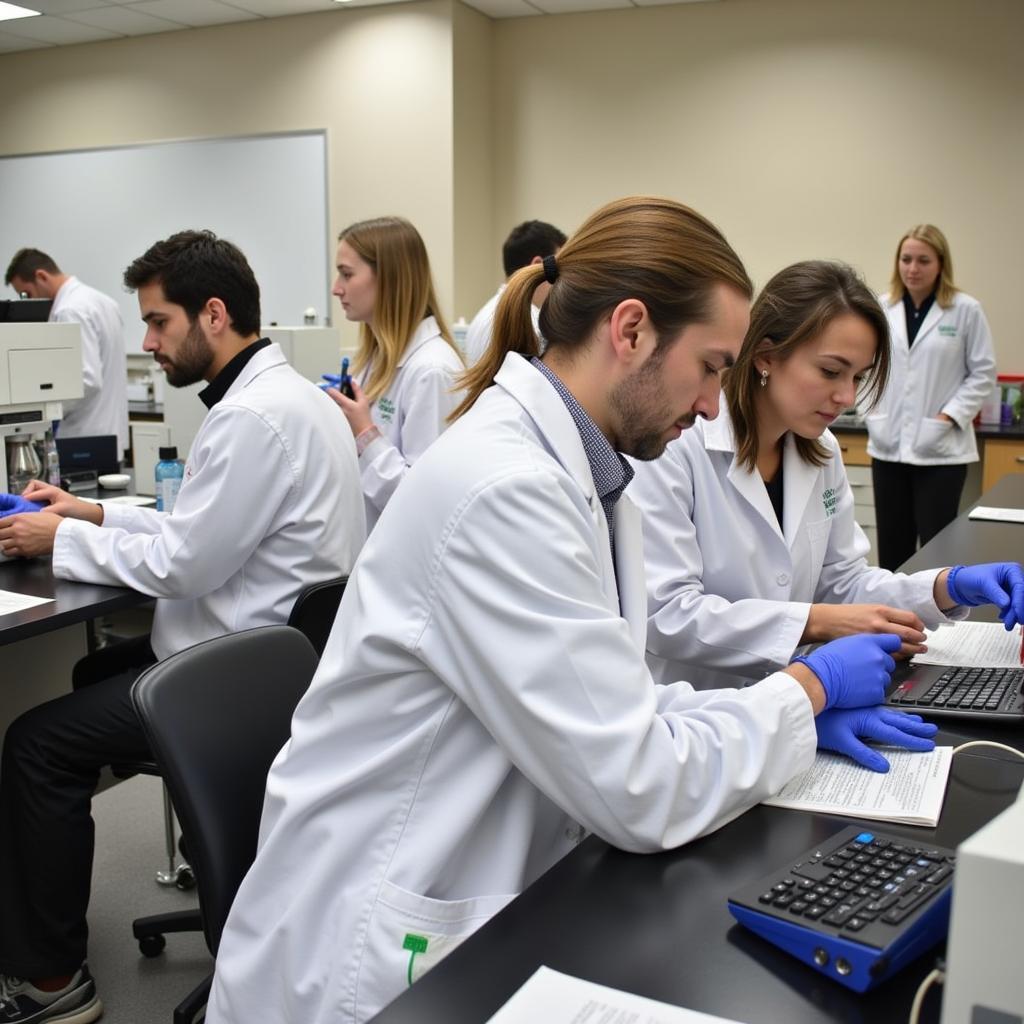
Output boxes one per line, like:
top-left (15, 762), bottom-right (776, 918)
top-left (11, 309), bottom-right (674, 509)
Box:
top-left (130, 625), bottom-right (319, 1024)
top-left (286, 573), bottom-right (348, 657)
top-left (127, 575), bottom-right (349, 987)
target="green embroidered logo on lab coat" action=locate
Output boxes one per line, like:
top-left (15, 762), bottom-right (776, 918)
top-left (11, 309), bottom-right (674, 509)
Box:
top-left (938, 325), bottom-right (958, 337)
top-left (377, 396), bottom-right (396, 424)
top-left (823, 487), bottom-right (838, 517)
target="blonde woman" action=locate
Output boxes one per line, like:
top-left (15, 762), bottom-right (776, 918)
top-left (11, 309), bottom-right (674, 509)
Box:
top-left (326, 216), bottom-right (464, 530)
top-left (866, 225), bottom-right (996, 569)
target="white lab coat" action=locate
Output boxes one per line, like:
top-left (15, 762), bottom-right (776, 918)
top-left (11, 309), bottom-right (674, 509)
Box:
top-left (357, 316), bottom-right (464, 531)
top-left (208, 353), bottom-right (818, 1024)
top-left (629, 405), bottom-right (963, 691)
top-left (52, 343), bottom-right (366, 660)
top-left (863, 292), bottom-right (996, 465)
top-left (463, 284), bottom-right (542, 366)
top-left (50, 276), bottom-right (130, 457)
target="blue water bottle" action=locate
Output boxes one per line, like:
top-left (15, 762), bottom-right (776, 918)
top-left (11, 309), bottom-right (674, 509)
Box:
top-left (155, 446), bottom-right (184, 513)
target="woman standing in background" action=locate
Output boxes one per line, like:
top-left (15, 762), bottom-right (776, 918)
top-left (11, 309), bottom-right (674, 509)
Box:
top-left (326, 216), bottom-right (465, 532)
top-left (865, 225), bottom-right (996, 569)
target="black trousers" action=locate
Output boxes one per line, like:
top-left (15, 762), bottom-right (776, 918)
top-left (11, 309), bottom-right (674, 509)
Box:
top-left (871, 459), bottom-right (968, 571)
top-left (0, 637), bottom-right (156, 977)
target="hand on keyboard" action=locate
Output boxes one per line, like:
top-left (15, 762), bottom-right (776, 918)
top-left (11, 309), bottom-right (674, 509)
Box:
top-left (814, 707), bottom-right (938, 772)
top-left (792, 633), bottom-right (901, 710)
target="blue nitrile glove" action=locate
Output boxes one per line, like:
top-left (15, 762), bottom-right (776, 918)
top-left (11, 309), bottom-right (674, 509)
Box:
top-left (815, 708), bottom-right (938, 773)
top-left (946, 562), bottom-right (1024, 630)
top-left (792, 633), bottom-right (901, 710)
top-left (0, 493), bottom-right (44, 517)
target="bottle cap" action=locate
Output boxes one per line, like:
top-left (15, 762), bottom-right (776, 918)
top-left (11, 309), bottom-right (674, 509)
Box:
top-left (158, 446), bottom-right (178, 460)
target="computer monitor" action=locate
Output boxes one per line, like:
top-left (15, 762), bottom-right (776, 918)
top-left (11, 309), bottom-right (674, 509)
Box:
top-left (0, 298), bottom-right (53, 323)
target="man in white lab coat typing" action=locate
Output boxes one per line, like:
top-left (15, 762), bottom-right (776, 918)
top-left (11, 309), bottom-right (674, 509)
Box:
top-left (0, 230), bottom-right (366, 1024)
top-left (6, 248), bottom-right (130, 459)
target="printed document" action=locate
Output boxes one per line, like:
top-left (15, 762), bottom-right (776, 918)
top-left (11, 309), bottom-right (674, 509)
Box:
top-left (968, 505), bottom-right (1024, 524)
top-left (487, 966), bottom-right (745, 1024)
top-left (0, 589), bottom-right (54, 616)
top-left (913, 621), bottom-right (1022, 668)
top-left (763, 747), bottom-right (953, 827)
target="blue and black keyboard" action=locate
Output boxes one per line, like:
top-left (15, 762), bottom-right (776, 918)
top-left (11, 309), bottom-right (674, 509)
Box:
top-left (728, 826), bottom-right (955, 992)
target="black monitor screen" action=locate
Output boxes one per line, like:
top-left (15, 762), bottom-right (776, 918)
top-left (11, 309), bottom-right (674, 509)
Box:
top-left (0, 299), bottom-right (53, 323)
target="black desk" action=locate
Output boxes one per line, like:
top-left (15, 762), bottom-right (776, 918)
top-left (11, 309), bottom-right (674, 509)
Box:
top-left (370, 477), bottom-right (1024, 1024)
top-left (0, 557), bottom-right (152, 647)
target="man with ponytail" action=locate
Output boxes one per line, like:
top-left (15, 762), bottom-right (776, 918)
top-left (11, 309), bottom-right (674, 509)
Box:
top-left (209, 197), bottom-right (927, 1024)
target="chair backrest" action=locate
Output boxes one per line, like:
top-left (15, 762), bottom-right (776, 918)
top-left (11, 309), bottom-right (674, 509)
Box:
top-left (286, 574), bottom-right (348, 658)
top-left (130, 625), bottom-right (319, 954)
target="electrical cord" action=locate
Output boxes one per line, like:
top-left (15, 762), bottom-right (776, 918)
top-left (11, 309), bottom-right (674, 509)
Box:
top-left (908, 965), bottom-right (945, 1024)
top-left (951, 740), bottom-right (1024, 760)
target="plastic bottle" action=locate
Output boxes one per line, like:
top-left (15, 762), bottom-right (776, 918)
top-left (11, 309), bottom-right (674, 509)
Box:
top-left (43, 429), bottom-right (61, 487)
top-left (155, 446), bottom-right (184, 513)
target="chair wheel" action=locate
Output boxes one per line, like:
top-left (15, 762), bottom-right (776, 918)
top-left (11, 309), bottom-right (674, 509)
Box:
top-left (175, 864), bottom-right (196, 891)
top-left (139, 933), bottom-right (166, 958)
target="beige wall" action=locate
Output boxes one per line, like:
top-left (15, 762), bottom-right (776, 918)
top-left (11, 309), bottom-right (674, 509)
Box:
top-left (452, 2), bottom-right (496, 323)
top-left (0, 2), bottom-right (457, 348)
top-left (491, 0), bottom-right (1023, 370)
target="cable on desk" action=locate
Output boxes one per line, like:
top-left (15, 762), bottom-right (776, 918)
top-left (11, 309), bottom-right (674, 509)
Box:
top-left (951, 740), bottom-right (1024, 761)
top-left (908, 965), bottom-right (945, 1024)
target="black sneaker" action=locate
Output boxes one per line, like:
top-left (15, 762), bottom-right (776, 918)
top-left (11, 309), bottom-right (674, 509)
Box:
top-left (0, 965), bottom-right (102, 1023)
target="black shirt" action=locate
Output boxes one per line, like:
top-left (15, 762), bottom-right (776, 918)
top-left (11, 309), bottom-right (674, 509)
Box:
top-left (902, 290), bottom-right (936, 348)
top-left (764, 458), bottom-right (784, 531)
top-left (198, 338), bottom-right (273, 409)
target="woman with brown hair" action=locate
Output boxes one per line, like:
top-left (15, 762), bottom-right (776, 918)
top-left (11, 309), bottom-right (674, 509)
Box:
top-left (631, 260), bottom-right (1020, 696)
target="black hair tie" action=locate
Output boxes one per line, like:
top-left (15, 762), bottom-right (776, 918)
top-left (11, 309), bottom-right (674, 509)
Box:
top-left (542, 254), bottom-right (559, 285)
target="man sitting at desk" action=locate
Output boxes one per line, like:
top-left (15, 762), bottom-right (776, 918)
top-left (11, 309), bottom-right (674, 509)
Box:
top-left (0, 230), bottom-right (366, 1024)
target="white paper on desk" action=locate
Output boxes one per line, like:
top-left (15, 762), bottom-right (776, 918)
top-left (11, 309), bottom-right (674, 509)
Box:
top-left (912, 620), bottom-right (1023, 668)
top-left (968, 505), bottom-right (1024, 524)
top-left (0, 589), bottom-right (54, 615)
top-left (487, 966), bottom-right (745, 1024)
top-left (762, 747), bottom-right (953, 827)
top-left (81, 495), bottom-right (157, 508)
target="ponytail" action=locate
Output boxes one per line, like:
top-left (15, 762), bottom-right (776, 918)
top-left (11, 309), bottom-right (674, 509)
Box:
top-left (450, 262), bottom-right (546, 421)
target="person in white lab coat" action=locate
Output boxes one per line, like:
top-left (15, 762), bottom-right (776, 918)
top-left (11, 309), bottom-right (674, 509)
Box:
top-left (324, 216), bottom-right (465, 532)
top-left (631, 260), bottom-right (1023, 699)
top-left (0, 230), bottom-right (365, 1024)
top-left (463, 219), bottom-right (567, 365)
top-left (208, 198), bottom-right (937, 1024)
top-left (866, 225), bottom-right (996, 569)
top-left (6, 248), bottom-right (129, 458)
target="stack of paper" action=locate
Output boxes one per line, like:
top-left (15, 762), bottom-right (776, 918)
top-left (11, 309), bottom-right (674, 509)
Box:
top-left (487, 966), bottom-right (745, 1023)
top-left (913, 621), bottom-right (1022, 668)
top-left (763, 747), bottom-right (953, 827)
top-left (967, 506), bottom-right (1024, 524)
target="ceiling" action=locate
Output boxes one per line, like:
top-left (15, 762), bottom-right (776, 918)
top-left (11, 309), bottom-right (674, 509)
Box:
top-left (0, 0), bottom-right (716, 54)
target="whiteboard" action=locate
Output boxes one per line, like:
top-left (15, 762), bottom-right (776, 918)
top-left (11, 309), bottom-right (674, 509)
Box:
top-left (0, 132), bottom-right (330, 353)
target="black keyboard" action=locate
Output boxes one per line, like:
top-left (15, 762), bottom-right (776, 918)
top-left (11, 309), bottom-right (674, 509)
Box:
top-left (888, 665), bottom-right (1024, 715)
top-left (728, 826), bottom-right (956, 991)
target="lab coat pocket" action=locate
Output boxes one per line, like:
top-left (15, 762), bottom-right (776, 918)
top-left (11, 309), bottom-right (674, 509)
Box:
top-left (864, 413), bottom-right (894, 457)
top-left (914, 417), bottom-right (958, 459)
top-left (355, 880), bottom-right (515, 1019)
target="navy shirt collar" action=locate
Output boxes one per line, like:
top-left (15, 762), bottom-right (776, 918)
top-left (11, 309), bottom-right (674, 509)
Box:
top-left (529, 356), bottom-right (634, 521)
